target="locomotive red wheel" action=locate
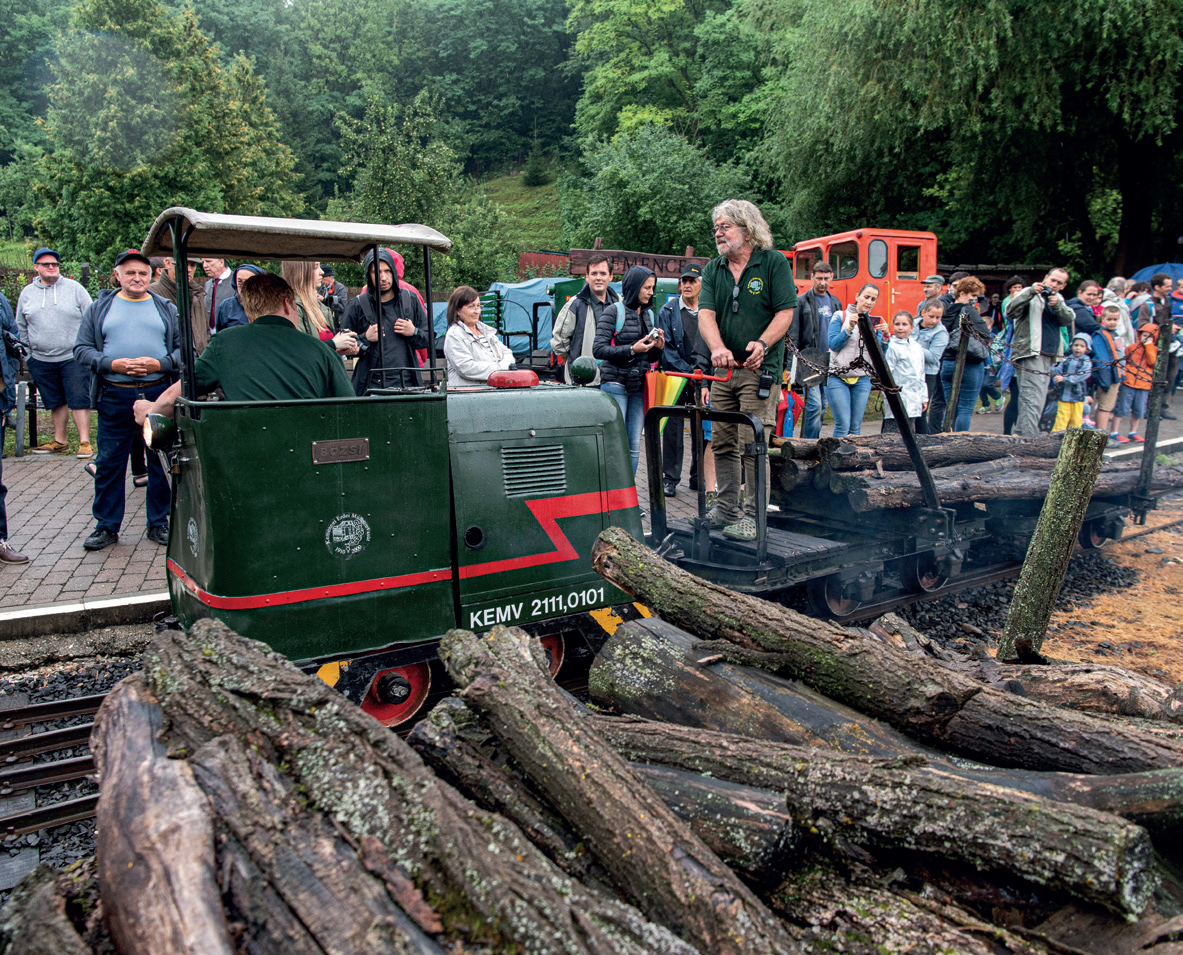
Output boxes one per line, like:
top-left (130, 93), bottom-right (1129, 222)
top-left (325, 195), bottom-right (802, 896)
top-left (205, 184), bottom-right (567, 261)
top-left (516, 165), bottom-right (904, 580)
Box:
top-left (538, 633), bottom-right (565, 676)
top-left (360, 662), bottom-right (432, 726)
top-left (902, 553), bottom-right (947, 593)
top-left (806, 574), bottom-right (860, 620)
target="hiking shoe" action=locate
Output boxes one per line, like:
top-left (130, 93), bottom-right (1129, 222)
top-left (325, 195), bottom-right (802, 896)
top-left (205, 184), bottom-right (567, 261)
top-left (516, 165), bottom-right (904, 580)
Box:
top-left (705, 505), bottom-right (729, 528)
top-left (83, 526), bottom-right (119, 551)
top-left (1130, 433), bottom-right (1145, 443)
top-left (1116, 434), bottom-right (1131, 444)
top-left (722, 516), bottom-right (758, 541)
top-left (76, 442), bottom-right (94, 458)
top-left (146, 524), bottom-right (169, 545)
top-left (0, 540), bottom-right (29, 564)
top-left (32, 440), bottom-right (69, 454)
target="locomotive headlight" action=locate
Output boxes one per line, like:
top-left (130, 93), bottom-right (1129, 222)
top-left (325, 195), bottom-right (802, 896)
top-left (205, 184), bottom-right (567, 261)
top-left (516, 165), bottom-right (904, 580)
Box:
top-left (143, 412), bottom-right (176, 449)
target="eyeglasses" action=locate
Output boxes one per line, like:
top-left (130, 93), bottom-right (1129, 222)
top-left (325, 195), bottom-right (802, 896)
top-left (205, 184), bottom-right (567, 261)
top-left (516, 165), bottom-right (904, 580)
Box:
top-left (711, 222), bottom-right (734, 235)
top-left (731, 286), bottom-right (740, 313)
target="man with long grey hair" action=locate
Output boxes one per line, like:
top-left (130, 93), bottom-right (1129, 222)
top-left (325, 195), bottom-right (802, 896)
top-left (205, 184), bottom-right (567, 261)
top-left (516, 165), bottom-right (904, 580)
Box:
top-left (696, 199), bottom-right (797, 541)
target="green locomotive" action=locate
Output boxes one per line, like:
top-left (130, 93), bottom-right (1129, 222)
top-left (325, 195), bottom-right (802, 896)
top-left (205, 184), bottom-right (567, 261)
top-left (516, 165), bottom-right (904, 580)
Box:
top-left (141, 208), bottom-right (643, 725)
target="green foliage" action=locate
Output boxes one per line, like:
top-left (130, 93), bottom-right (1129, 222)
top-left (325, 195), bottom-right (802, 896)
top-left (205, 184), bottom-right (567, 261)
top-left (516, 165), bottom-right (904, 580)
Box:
top-left (567, 0), bottom-right (763, 155)
top-left (328, 92), bottom-right (516, 290)
top-left (522, 131), bottom-right (551, 188)
top-left (0, 0), bottom-right (70, 161)
top-left (30, 0), bottom-right (302, 265)
top-left (562, 124), bottom-right (751, 254)
top-left (754, 0), bottom-right (1183, 272)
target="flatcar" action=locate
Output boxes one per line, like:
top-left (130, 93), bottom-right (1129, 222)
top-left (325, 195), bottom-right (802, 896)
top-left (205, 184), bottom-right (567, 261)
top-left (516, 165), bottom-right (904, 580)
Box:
top-left (141, 209), bottom-right (647, 725)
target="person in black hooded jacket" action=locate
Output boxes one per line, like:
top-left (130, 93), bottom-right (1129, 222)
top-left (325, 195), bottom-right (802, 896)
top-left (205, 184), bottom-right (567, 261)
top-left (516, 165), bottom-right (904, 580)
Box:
top-left (593, 265), bottom-right (664, 473)
top-left (340, 247), bottom-right (430, 394)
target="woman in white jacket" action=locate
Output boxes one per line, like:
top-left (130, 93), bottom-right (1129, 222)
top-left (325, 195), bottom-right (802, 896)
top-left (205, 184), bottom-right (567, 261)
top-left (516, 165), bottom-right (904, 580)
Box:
top-left (444, 286), bottom-right (514, 387)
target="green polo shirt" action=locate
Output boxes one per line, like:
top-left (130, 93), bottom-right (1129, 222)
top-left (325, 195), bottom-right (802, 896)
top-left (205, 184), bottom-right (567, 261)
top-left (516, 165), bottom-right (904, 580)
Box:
top-left (700, 247), bottom-right (798, 375)
top-left (195, 315), bottom-right (354, 401)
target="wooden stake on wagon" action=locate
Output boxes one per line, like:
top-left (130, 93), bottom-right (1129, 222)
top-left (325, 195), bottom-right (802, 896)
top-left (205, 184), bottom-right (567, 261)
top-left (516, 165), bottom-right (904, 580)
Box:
top-left (998, 427), bottom-right (1109, 661)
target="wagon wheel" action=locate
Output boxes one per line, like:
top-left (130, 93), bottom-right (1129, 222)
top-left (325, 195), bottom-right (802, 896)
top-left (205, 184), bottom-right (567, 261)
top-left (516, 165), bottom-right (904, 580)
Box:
top-left (1078, 519), bottom-right (1107, 550)
top-left (805, 574), bottom-right (861, 620)
top-left (902, 553), bottom-right (948, 593)
top-left (538, 633), bottom-right (565, 677)
top-left (359, 662), bottom-right (432, 727)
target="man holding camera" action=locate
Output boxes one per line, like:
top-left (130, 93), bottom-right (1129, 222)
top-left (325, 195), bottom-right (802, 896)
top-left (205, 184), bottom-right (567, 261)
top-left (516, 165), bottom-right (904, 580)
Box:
top-left (1005, 267), bottom-right (1075, 435)
top-left (697, 199), bottom-right (797, 541)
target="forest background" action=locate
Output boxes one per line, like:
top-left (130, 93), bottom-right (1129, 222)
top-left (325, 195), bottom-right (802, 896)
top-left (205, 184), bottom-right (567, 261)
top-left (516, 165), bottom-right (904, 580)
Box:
top-left (0, 0), bottom-right (1180, 293)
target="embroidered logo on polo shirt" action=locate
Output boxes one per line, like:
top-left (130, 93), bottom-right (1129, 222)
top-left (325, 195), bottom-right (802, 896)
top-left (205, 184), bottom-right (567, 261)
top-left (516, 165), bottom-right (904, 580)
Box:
top-left (747, 278), bottom-right (764, 294)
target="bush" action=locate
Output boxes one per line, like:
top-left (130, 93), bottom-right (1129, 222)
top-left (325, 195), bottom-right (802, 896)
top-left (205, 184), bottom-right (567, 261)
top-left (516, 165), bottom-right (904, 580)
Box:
top-left (522, 136), bottom-right (552, 188)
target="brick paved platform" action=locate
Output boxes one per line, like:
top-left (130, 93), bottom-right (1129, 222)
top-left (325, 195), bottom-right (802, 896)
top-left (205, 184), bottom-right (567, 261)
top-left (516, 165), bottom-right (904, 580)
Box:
top-left (0, 453), bottom-right (167, 611)
top-left (0, 396), bottom-right (1178, 623)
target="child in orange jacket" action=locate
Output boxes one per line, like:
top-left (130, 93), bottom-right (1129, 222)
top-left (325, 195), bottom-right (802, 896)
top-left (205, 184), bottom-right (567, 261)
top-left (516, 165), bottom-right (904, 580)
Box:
top-left (1112, 325), bottom-right (1157, 443)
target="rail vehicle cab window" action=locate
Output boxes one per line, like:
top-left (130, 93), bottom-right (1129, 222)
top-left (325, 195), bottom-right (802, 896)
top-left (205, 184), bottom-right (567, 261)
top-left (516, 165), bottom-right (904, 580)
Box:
top-left (896, 245), bottom-right (920, 281)
top-left (868, 239), bottom-right (888, 279)
top-left (795, 247), bottom-right (821, 279)
top-left (828, 241), bottom-right (859, 280)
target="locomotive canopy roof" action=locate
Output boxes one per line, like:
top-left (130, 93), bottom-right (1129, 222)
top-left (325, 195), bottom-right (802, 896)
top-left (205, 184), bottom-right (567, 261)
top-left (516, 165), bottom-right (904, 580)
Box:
top-left (141, 207), bottom-right (454, 262)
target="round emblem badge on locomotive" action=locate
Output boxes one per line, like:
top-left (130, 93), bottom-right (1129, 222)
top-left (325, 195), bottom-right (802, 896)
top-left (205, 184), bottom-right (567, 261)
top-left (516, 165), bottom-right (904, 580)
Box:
top-left (186, 518), bottom-right (199, 557)
top-left (325, 513), bottom-right (371, 558)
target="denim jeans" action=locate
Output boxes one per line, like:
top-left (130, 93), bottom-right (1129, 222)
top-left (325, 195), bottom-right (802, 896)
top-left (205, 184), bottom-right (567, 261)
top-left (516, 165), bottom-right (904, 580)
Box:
top-left (939, 359), bottom-right (986, 432)
top-left (93, 380), bottom-right (171, 533)
top-left (801, 384), bottom-right (824, 439)
top-left (825, 375), bottom-right (872, 437)
top-left (601, 381), bottom-right (645, 474)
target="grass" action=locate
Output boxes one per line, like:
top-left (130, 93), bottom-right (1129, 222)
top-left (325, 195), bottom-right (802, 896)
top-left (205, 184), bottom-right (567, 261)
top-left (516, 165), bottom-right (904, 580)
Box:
top-left (480, 172), bottom-right (563, 252)
top-left (3, 408), bottom-right (91, 457)
top-left (0, 240), bottom-right (31, 269)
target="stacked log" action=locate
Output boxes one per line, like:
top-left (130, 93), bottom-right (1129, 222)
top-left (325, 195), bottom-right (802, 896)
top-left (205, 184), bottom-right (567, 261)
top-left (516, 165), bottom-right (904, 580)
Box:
top-left (769, 432), bottom-right (1183, 510)
top-left (7, 527), bottom-right (1183, 954)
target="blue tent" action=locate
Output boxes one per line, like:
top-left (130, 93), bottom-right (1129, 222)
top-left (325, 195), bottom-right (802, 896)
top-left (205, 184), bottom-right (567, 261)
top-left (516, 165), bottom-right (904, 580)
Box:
top-left (1129, 264), bottom-right (1183, 320)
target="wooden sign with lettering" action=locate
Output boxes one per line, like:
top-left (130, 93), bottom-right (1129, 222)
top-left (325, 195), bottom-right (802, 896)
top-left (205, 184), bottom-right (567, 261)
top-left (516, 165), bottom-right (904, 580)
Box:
top-left (568, 248), bottom-right (710, 279)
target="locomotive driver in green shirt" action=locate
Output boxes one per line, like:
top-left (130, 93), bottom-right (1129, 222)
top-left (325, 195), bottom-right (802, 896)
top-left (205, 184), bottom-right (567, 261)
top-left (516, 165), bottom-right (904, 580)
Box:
top-left (134, 273), bottom-right (353, 424)
top-left (697, 199), bottom-right (797, 541)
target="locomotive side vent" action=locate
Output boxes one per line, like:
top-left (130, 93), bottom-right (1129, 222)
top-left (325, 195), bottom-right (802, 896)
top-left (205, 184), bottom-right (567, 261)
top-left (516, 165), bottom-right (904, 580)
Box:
top-left (502, 445), bottom-right (565, 498)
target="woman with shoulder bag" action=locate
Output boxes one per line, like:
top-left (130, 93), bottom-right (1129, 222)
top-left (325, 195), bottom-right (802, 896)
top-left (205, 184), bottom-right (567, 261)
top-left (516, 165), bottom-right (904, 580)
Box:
top-left (938, 276), bottom-right (992, 431)
top-left (593, 265), bottom-right (664, 473)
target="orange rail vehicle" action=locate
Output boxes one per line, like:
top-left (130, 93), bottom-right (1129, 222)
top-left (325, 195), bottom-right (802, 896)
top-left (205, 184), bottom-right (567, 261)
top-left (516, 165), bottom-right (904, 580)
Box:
top-left (780, 228), bottom-right (939, 317)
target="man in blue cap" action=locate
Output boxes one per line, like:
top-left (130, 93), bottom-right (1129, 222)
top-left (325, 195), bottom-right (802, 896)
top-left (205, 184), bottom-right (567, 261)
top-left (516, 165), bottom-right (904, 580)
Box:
top-left (74, 249), bottom-right (181, 551)
top-left (15, 247), bottom-right (94, 457)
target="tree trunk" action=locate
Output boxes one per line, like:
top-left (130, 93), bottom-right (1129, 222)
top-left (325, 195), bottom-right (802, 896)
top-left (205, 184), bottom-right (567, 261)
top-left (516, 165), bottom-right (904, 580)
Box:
top-left (583, 710), bottom-right (1156, 915)
top-left (591, 527), bottom-right (1183, 774)
top-left (1000, 429), bottom-right (1109, 660)
top-left (774, 432), bottom-right (1064, 470)
top-left (0, 864), bottom-right (95, 955)
top-left (993, 663), bottom-right (1183, 723)
top-left (437, 624), bottom-right (801, 955)
top-left (118, 619), bottom-right (699, 955)
top-left (90, 676), bottom-right (235, 955)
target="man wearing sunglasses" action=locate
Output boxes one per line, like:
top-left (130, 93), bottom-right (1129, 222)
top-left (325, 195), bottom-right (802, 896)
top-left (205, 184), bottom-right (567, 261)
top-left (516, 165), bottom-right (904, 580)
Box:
top-left (697, 200), bottom-right (797, 541)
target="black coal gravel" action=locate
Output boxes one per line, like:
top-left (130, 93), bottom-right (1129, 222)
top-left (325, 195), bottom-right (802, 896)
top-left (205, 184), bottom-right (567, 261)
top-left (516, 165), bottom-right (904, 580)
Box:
top-left (900, 551), bottom-right (1139, 654)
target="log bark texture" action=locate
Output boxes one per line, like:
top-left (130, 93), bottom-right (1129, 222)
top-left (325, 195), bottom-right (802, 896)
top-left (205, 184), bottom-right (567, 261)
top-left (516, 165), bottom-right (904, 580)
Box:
top-left (122, 619), bottom-right (699, 955)
top-left (1000, 428), bottom-right (1110, 660)
top-left (437, 624), bottom-right (801, 955)
top-left (994, 663), bottom-right (1183, 723)
top-left (0, 864), bottom-right (94, 955)
top-left (90, 676), bottom-right (234, 955)
top-left (774, 432), bottom-right (1064, 470)
top-left (582, 710), bottom-right (1156, 915)
top-left (591, 526), bottom-right (1183, 774)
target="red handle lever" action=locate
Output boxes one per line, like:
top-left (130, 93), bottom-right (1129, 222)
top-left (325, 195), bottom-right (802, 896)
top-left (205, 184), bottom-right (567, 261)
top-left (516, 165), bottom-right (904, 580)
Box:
top-left (664, 368), bottom-right (733, 383)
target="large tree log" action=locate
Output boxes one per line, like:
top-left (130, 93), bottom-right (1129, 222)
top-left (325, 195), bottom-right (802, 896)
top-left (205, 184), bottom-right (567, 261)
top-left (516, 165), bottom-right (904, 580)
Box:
top-left (994, 663), bottom-right (1183, 723)
top-left (128, 620), bottom-right (699, 955)
top-left (0, 864), bottom-right (94, 955)
top-left (90, 676), bottom-right (234, 955)
top-left (591, 527), bottom-right (1183, 774)
top-left (772, 432), bottom-right (1064, 470)
top-left (408, 696), bottom-right (799, 885)
top-left (437, 624), bottom-right (801, 955)
top-left (848, 461), bottom-right (1183, 510)
top-left (581, 710), bottom-right (1158, 915)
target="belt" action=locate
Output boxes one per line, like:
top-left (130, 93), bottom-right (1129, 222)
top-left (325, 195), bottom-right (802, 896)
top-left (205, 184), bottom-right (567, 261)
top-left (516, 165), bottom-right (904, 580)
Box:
top-left (104, 378), bottom-right (165, 388)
